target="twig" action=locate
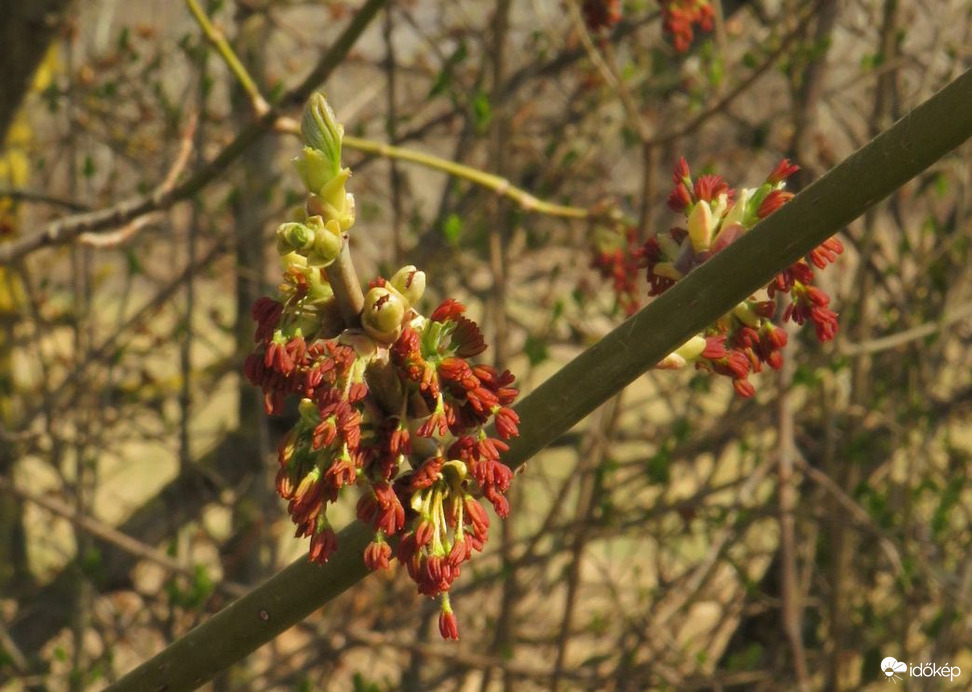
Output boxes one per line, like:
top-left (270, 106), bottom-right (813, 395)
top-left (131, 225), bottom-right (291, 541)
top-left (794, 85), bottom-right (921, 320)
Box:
top-left (0, 477), bottom-right (247, 598)
top-left (0, 619), bottom-right (28, 674)
top-left (344, 627), bottom-right (600, 684)
top-left (77, 211), bottom-right (163, 248)
top-left (794, 457), bottom-right (904, 575)
top-left (0, 188), bottom-right (90, 212)
top-left (839, 302), bottom-right (972, 356)
top-left (344, 133), bottom-right (591, 220)
top-left (551, 395), bottom-right (622, 692)
top-left (184, 0), bottom-right (269, 117)
top-left (776, 324), bottom-right (810, 690)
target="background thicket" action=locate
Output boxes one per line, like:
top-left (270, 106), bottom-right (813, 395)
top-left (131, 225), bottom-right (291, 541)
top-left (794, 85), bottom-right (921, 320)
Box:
top-left (0, 1), bottom-right (969, 690)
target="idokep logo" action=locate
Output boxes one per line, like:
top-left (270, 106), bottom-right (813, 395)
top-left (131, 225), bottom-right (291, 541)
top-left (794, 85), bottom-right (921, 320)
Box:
top-left (881, 656), bottom-right (962, 684)
top-left (881, 657), bottom-right (907, 683)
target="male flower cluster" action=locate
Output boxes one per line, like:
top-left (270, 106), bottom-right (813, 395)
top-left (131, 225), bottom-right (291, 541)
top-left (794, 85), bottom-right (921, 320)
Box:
top-left (245, 93), bottom-right (520, 640)
top-left (661, 0), bottom-right (715, 52)
top-left (580, 1), bottom-right (714, 52)
top-left (593, 157), bottom-right (842, 396)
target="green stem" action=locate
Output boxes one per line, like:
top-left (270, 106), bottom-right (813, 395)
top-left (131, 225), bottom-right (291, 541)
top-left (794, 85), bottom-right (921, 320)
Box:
top-left (185, 0), bottom-right (269, 115)
top-left (107, 67), bottom-right (972, 692)
top-left (342, 134), bottom-right (591, 219)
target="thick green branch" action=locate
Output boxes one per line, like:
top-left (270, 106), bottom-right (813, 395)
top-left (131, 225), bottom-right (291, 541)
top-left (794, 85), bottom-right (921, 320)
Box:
top-left (108, 67), bottom-right (971, 692)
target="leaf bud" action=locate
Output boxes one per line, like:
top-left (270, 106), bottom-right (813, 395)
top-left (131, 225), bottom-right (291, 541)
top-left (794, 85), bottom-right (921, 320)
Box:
top-left (301, 92), bottom-right (343, 178)
top-left (276, 221), bottom-right (315, 256)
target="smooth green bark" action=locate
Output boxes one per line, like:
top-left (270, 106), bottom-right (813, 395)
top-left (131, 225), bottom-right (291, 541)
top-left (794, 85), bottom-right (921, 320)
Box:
top-left (109, 67), bottom-right (972, 692)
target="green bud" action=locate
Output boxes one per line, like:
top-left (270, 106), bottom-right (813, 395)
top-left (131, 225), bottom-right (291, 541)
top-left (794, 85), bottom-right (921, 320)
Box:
top-left (657, 232), bottom-right (681, 260)
top-left (441, 459), bottom-right (468, 487)
top-left (722, 188), bottom-right (752, 229)
top-left (298, 398), bottom-right (319, 425)
top-left (305, 169), bottom-right (355, 230)
top-left (293, 146), bottom-right (334, 197)
top-left (657, 335), bottom-right (707, 370)
top-left (361, 287), bottom-right (406, 343)
top-left (653, 262), bottom-right (683, 282)
top-left (674, 334), bottom-right (707, 362)
top-left (301, 93), bottom-right (343, 177)
top-left (732, 301), bottom-right (762, 328)
top-left (303, 215), bottom-right (343, 267)
top-left (276, 221), bottom-right (315, 256)
top-left (304, 266), bottom-right (334, 302)
top-left (389, 265), bottom-right (426, 307)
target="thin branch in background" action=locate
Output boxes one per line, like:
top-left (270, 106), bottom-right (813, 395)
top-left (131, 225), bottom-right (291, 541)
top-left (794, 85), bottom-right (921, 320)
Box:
top-left (483, 3), bottom-right (516, 689)
top-left (839, 302), bottom-right (972, 356)
top-left (383, 5), bottom-right (404, 266)
top-left (0, 477), bottom-right (248, 598)
top-left (551, 395), bottom-right (622, 692)
top-left (0, 188), bottom-right (91, 212)
top-left (184, 0), bottom-right (270, 117)
top-left (776, 323), bottom-right (810, 690)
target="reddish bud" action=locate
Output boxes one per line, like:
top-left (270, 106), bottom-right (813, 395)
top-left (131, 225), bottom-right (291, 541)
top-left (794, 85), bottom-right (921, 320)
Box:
top-left (439, 609), bottom-right (459, 640)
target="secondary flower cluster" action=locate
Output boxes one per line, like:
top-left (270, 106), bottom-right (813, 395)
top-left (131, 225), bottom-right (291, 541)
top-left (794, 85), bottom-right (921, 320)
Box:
top-left (592, 157), bottom-right (842, 397)
top-left (580, 1), bottom-right (714, 52)
top-left (661, 0), bottom-right (714, 52)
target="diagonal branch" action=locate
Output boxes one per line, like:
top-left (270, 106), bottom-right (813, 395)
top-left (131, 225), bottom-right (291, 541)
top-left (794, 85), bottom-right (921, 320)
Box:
top-left (107, 67), bottom-right (972, 692)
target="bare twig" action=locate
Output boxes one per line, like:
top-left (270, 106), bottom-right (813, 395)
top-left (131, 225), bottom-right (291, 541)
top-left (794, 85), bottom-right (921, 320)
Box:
top-left (185, 0), bottom-right (269, 116)
top-left (0, 477), bottom-right (247, 598)
top-left (840, 302), bottom-right (972, 356)
top-left (0, 188), bottom-right (90, 212)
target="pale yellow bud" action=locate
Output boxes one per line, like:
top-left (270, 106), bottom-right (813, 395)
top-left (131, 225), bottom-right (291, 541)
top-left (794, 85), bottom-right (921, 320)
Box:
top-left (389, 265), bottom-right (426, 307)
top-left (361, 287), bottom-right (406, 343)
top-left (687, 201), bottom-right (715, 253)
top-left (303, 215), bottom-right (343, 267)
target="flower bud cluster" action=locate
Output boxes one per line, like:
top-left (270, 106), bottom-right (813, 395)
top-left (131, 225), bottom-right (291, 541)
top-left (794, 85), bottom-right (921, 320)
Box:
top-left (661, 1), bottom-right (714, 53)
top-left (592, 157), bottom-right (842, 396)
top-left (247, 268), bottom-right (519, 638)
top-left (245, 93), bottom-right (519, 640)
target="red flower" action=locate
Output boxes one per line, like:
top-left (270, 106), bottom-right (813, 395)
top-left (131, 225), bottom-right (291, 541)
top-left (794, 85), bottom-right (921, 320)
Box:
top-left (757, 189), bottom-right (794, 219)
top-left (430, 298), bottom-right (466, 322)
top-left (767, 158), bottom-right (800, 185)
top-left (308, 525), bottom-right (337, 564)
top-left (363, 539), bottom-right (392, 571)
